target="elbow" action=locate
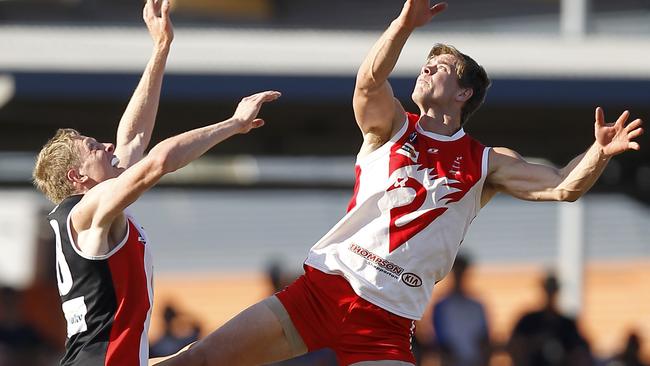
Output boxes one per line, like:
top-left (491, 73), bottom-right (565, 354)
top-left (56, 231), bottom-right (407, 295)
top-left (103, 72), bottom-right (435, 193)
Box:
top-left (566, 195), bottom-right (580, 203)
top-left (355, 71), bottom-right (381, 93)
top-left (354, 82), bottom-right (373, 96)
top-left (556, 189), bottom-right (581, 202)
top-left (563, 195), bottom-right (580, 203)
top-left (147, 149), bottom-right (173, 178)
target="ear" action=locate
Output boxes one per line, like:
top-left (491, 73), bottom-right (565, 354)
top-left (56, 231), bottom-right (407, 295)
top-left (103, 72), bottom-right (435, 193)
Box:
top-left (456, 87), bottom-right (473, 103)
top-left (66, 168), bottom-right (88, 185)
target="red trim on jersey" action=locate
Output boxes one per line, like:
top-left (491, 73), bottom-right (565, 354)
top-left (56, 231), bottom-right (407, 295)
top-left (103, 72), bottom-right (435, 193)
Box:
top-left (386, 113), bottom-right (485, 252)
top-left (105, 220), bottom-right (149, 366)
top-left (346, 165), bottom-right (362, 212)
top-left (406, 112), bottom-right (419, 124)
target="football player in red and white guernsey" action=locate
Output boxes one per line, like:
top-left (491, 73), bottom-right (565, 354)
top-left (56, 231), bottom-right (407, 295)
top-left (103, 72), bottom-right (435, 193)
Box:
top-left (155, 1), bottom-right (643, 366)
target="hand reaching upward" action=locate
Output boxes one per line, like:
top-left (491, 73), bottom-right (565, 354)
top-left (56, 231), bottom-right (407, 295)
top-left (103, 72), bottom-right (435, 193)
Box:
top-left (594, 107), bottom-right (643, 157)
top-left (143, 0), bottom-right (174, 49)
top-left (232, 91), bottom-right (282, 134)
top-left (398, 0), bottom-right (448, 30)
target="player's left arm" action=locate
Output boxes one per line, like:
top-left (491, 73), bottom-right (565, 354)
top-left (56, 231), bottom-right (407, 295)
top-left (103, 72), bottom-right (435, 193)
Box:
top-left (114, 0), bottom-right (174, 168)
top-left (484, 107), bottom-right (643, 203)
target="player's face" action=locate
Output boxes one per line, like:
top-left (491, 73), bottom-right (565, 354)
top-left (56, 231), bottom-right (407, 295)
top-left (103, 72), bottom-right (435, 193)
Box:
top-left (412, 54), bottom-right (463, 108)
top-left (74, 135), bottom-right (121, 185)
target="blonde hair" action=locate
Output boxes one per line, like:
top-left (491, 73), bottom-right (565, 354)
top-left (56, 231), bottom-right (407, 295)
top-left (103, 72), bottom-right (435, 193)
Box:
top-left (428, 44), bottom-right (491, 125)
top-left (33, 128), bottom-right (82, 204)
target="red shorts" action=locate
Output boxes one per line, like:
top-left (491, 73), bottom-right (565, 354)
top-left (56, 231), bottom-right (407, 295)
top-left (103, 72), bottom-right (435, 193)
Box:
top-left (275, 265), bottom-right (416, 365)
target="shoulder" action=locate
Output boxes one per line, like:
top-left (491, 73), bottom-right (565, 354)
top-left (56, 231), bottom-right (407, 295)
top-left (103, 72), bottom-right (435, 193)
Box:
top-left (490, 147), bottom-right (523, 162)
top-left (48, 195), bottom-right (83, 218)
top-left (491, 147), bottom-right (522, 158)
top-left (487, 147), bottom-right (525, 174)
top-left (359, 111), bottom-right (411, 157)
top-left (390, 110), bottom-right (413, 138)
top-left (462, 135), bottom-right (490, 166)
top-left (70, 178), bottom-right (120, 231)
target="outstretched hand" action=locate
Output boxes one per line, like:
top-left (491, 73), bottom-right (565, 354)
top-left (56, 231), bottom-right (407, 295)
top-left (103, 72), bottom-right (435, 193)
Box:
top-left (232, 91), bottom-right (282, 134)
top-left (143, 0), bottom-right (174, 48)
top-left (594, 107), bottom-right (643, 157)
top-left (398, 0), bottom-right (447, 30)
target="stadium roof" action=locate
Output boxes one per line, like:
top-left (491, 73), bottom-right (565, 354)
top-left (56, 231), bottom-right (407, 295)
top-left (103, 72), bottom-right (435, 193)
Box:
top-left (1, 25), bottom-right (649, 79)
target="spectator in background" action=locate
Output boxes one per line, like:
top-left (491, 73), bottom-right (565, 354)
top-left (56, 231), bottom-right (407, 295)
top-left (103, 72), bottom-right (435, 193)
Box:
top-left (150, 304), bottom-right (201, 358)
top-left (0, 287), bottom-right (52, 366)
top-left (34, 208), bottom-right (57, 283)
top-left (266, 260), bottom-right (294, 293)
top-left (432, 254), bottom-right (490, 366)
top-left (509, 274), bottom-right (592, 366)
top-left (605, 332), bottom-right (647, 366)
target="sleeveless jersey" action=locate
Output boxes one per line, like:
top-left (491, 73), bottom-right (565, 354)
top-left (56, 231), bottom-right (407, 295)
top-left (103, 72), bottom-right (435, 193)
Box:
top-left (47, 195), bottom-right (154, 366)
top-left (305, 113), bottom-right (490, 320)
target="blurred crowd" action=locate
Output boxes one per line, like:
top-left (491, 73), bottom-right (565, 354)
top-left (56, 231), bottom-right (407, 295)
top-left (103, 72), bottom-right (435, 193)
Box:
top-left (0, 246), bottom-right (647, 366)
top-left (408, 255), bottom-right (648, 366)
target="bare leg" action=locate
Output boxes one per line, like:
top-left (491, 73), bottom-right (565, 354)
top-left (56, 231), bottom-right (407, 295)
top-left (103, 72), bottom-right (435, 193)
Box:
top-left (154, 298), bottom-right (306, 366)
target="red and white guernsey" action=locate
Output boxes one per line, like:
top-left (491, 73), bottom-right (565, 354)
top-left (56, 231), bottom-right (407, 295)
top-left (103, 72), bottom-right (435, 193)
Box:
top-left (305, 113), bottom-right (490, 320)
top-left (48, 195), bottom-right (154, 366)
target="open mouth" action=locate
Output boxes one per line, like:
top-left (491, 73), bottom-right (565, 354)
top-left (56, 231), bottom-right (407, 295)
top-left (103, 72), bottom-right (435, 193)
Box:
top-left (111, 156), bottom-right (120, 168)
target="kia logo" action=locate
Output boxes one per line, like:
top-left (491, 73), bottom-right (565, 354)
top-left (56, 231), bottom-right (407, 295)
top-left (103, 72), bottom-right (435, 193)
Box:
top-left (401, 272), bottom-right (422, 287)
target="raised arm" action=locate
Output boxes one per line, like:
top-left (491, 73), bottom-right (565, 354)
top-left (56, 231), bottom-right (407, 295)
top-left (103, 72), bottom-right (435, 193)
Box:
top-left (80, 91), bottom-right (280, 230)
top-left (115, 0), bottom-right (174, 168)
top-left (353, 0), bottom-right (447, 146)
top-left (484, 107), bottom-right (643, 203)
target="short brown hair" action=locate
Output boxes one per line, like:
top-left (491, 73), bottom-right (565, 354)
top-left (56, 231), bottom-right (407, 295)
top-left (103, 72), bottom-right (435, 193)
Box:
top-left (33, 128), bottom-right (82, 204)
top-left (428, 44), bottom-right (491, 125)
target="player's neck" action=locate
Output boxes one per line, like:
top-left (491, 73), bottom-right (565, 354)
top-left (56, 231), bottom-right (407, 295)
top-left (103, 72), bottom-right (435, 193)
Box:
top-left (417, 109), bottom-right (462, 136)
top-left (72, 184), bottom-right (93, 197)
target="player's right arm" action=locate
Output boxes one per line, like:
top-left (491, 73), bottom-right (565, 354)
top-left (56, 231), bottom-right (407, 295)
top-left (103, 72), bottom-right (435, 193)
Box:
top-left (353, 0), bottom-right (447, 154)
top-left (75, 91), bottom-right (281, 233)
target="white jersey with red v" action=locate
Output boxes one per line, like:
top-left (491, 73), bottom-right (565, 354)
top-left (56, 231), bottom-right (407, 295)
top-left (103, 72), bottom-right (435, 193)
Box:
top-left (305, 112), bottom-right (490, 320)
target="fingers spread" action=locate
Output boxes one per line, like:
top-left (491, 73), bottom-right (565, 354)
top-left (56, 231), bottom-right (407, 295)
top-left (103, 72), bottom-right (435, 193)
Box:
top-left (162, 0), bottom-right (171, 18)
top-left (153, 0), bottom-right (163, 16)
top-left (625, 118), bottom-right (643, 132)
top-left (627, 127), bottom-right (644, 140)
top-left (594, 107), bottom-right (605, 127)
top-left (147, 0), bottom-right (157, 14)
top-left (615, 110), bottom-right (630, 127)
top-left (628, 141), bottom-right (641, 151)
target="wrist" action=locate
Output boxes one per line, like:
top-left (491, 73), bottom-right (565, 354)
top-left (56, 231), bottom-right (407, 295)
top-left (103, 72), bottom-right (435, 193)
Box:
top-left (593, 142), bottom-right (611, 160)
top-left (391, 18), bottom-right (416, 34)
top-left (153, 41), bottom-right (172, 54)
top-left (223, 117), bottom-right (246, 134)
